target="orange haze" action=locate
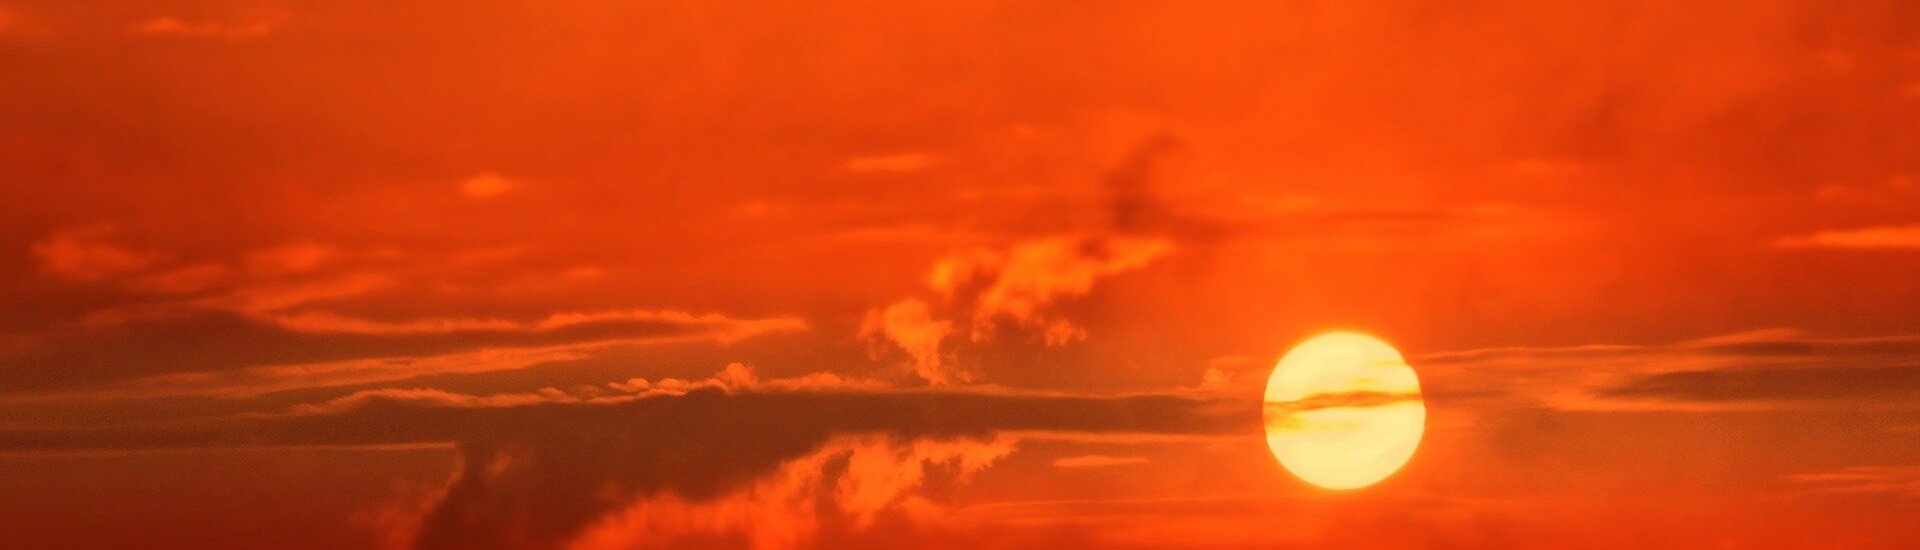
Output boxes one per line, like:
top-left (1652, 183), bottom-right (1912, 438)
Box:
top-left (2, 1), bottom-right (1919, 548)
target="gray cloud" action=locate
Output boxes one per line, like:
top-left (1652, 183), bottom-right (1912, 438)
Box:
top-left (1602, 366), bottom-right (1920, 404)
top-left (0, 383), bottom-right (1250, 549)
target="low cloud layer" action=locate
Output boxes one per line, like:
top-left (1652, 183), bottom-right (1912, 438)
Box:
top-left (1418, 329), bottom-right (1920, 412)
top-left (0, 366), bottom-right (1249, 548)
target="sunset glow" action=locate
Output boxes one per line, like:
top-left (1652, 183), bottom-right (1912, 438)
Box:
top-left (3, 1), bottom-right (1920, 548)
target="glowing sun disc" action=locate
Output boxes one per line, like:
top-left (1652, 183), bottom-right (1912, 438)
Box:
top-left (1264, 332), bottom-right (1425, 490)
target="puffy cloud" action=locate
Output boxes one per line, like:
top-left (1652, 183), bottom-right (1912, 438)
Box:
top-left (863, 234), bottom-right (1173, 385)
top-left (860, 299), bottom-right (960, 385)
top-left (570, 435), bottom-right (1014, 550)
top-left (850, 133), bottom-right (1182, 386)
top-left (942, 234), bottom-right (1174, 343)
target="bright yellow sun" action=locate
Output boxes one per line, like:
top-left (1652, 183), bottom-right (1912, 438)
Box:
top-left (1264, 332), bottom-right (1425, 490)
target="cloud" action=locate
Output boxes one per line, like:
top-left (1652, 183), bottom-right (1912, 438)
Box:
top-left (459, 174), bottom-right (517, 200)
top-left (0, 373), bottom-right (1247, 549)
top-left (1600, 366), bottom-right (1920, 404)
top-left (605, 362), bottom-right (889, 396)
top-left (30, 230), bottom-right (381, 318)
top-left (289, 386), bottom-right (589, 416)
top-left (30, 226), bottom-right (160, 282)
top-left (941, 234), bottom-right (1174, 343)
top-left (127, 262), bottom-right (233, 294)
top-left (0, 368), bottom-right (1248, 453)
top-left (244, 243), bottom-right (338, 276)
top-left (863, 233), bottom-right (1172, 385)
top-left (1050, 454), bottom-right (1149, 469)
top-left (1416, 328), bottom-right (1920, 413)
top-left (268, 309), bottom-right (776, 337)
top-left (9, 231), bottom-right (806, 395)
top-left (848, 135), bottom-right (1184, 385)
top-left (293, 363), bottom-right (882, 416)
top-left (841, 153), bottom-right (935, 174)
top-left (1786, 466), bottom-right (1920, 497)
top-left (1102, 133), bottom-right (1181, 233)
top-left (860, 299), bottom-right (959, 384)
top-left (100, 313), bottom-right (805, 398)
top-left (567, 435), bottom-right (1014, 550)
top-left (130, 17), bottom-right (274, 39)
top-left (1263, 390), bottom-right (1424, 416)
top-left (1774, 223), bottom-right (1920, 249)
top-left (401, 387), bottom-right (1237, 550)
top-left (0, 308), bottom-right (805, 396)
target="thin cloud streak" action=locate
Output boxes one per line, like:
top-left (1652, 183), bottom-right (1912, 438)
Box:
top-left (1051, 454), bottom-right (1150, 469)
top-left (1774, 223), bottom-right (1920, 250)
top-left (1416, 329), bottom-right (1920, 413)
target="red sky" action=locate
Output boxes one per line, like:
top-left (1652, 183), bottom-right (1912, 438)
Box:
top-left (3, 1), bottom-right (1919, 548)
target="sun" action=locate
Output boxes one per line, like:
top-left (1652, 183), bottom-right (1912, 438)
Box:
top-left (1264, 332), bottom-right (1426, 490)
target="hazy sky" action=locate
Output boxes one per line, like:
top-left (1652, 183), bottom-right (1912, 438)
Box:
top-left (2, 1), bottom-right (1919, 548)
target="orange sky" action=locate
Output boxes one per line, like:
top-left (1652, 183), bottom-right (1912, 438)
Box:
top-left (3, 1), bottom-right (1919, 548)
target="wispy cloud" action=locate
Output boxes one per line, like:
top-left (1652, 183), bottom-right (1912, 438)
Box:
top-left (1263, 390), bottom-right (1423, 416)
top-left (1418, 328), bottom-right (1920, 413)
top-left (76, 313), bottom-right (806, 398)
top-left (841, 152), bottom-right (936, 174)
top-left (12, 230), bottom-right (800, 396)
top-left (30, 226), bottom-right (161, 282)
top-left (458, 173), bottom-right (516, 200)
top-left (1051, 454), bottom-right (1149, 468)
top-left (130, 16), bottom-right (275, 39)
top-left (1773, 223), bottom-right (1920, 250)
top-left (1787, 466), bottom-right (1920, 497)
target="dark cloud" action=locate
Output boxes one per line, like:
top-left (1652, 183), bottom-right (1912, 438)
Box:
top-left (1603, 366), bottom-right (1920, 403)
top-left (0, 386), bottom-right (1248, 455)
top-left (1262, 390), bottom-right (1423, 422)
top-left (1103, 133), bottom-right (1181, 235)
top-left (1420, 331), bottom-right (1920, 366)
top-left (1408, 330), bottom-right (1920, 412)
top-left (0, 386), bottom-right (1250, 548)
